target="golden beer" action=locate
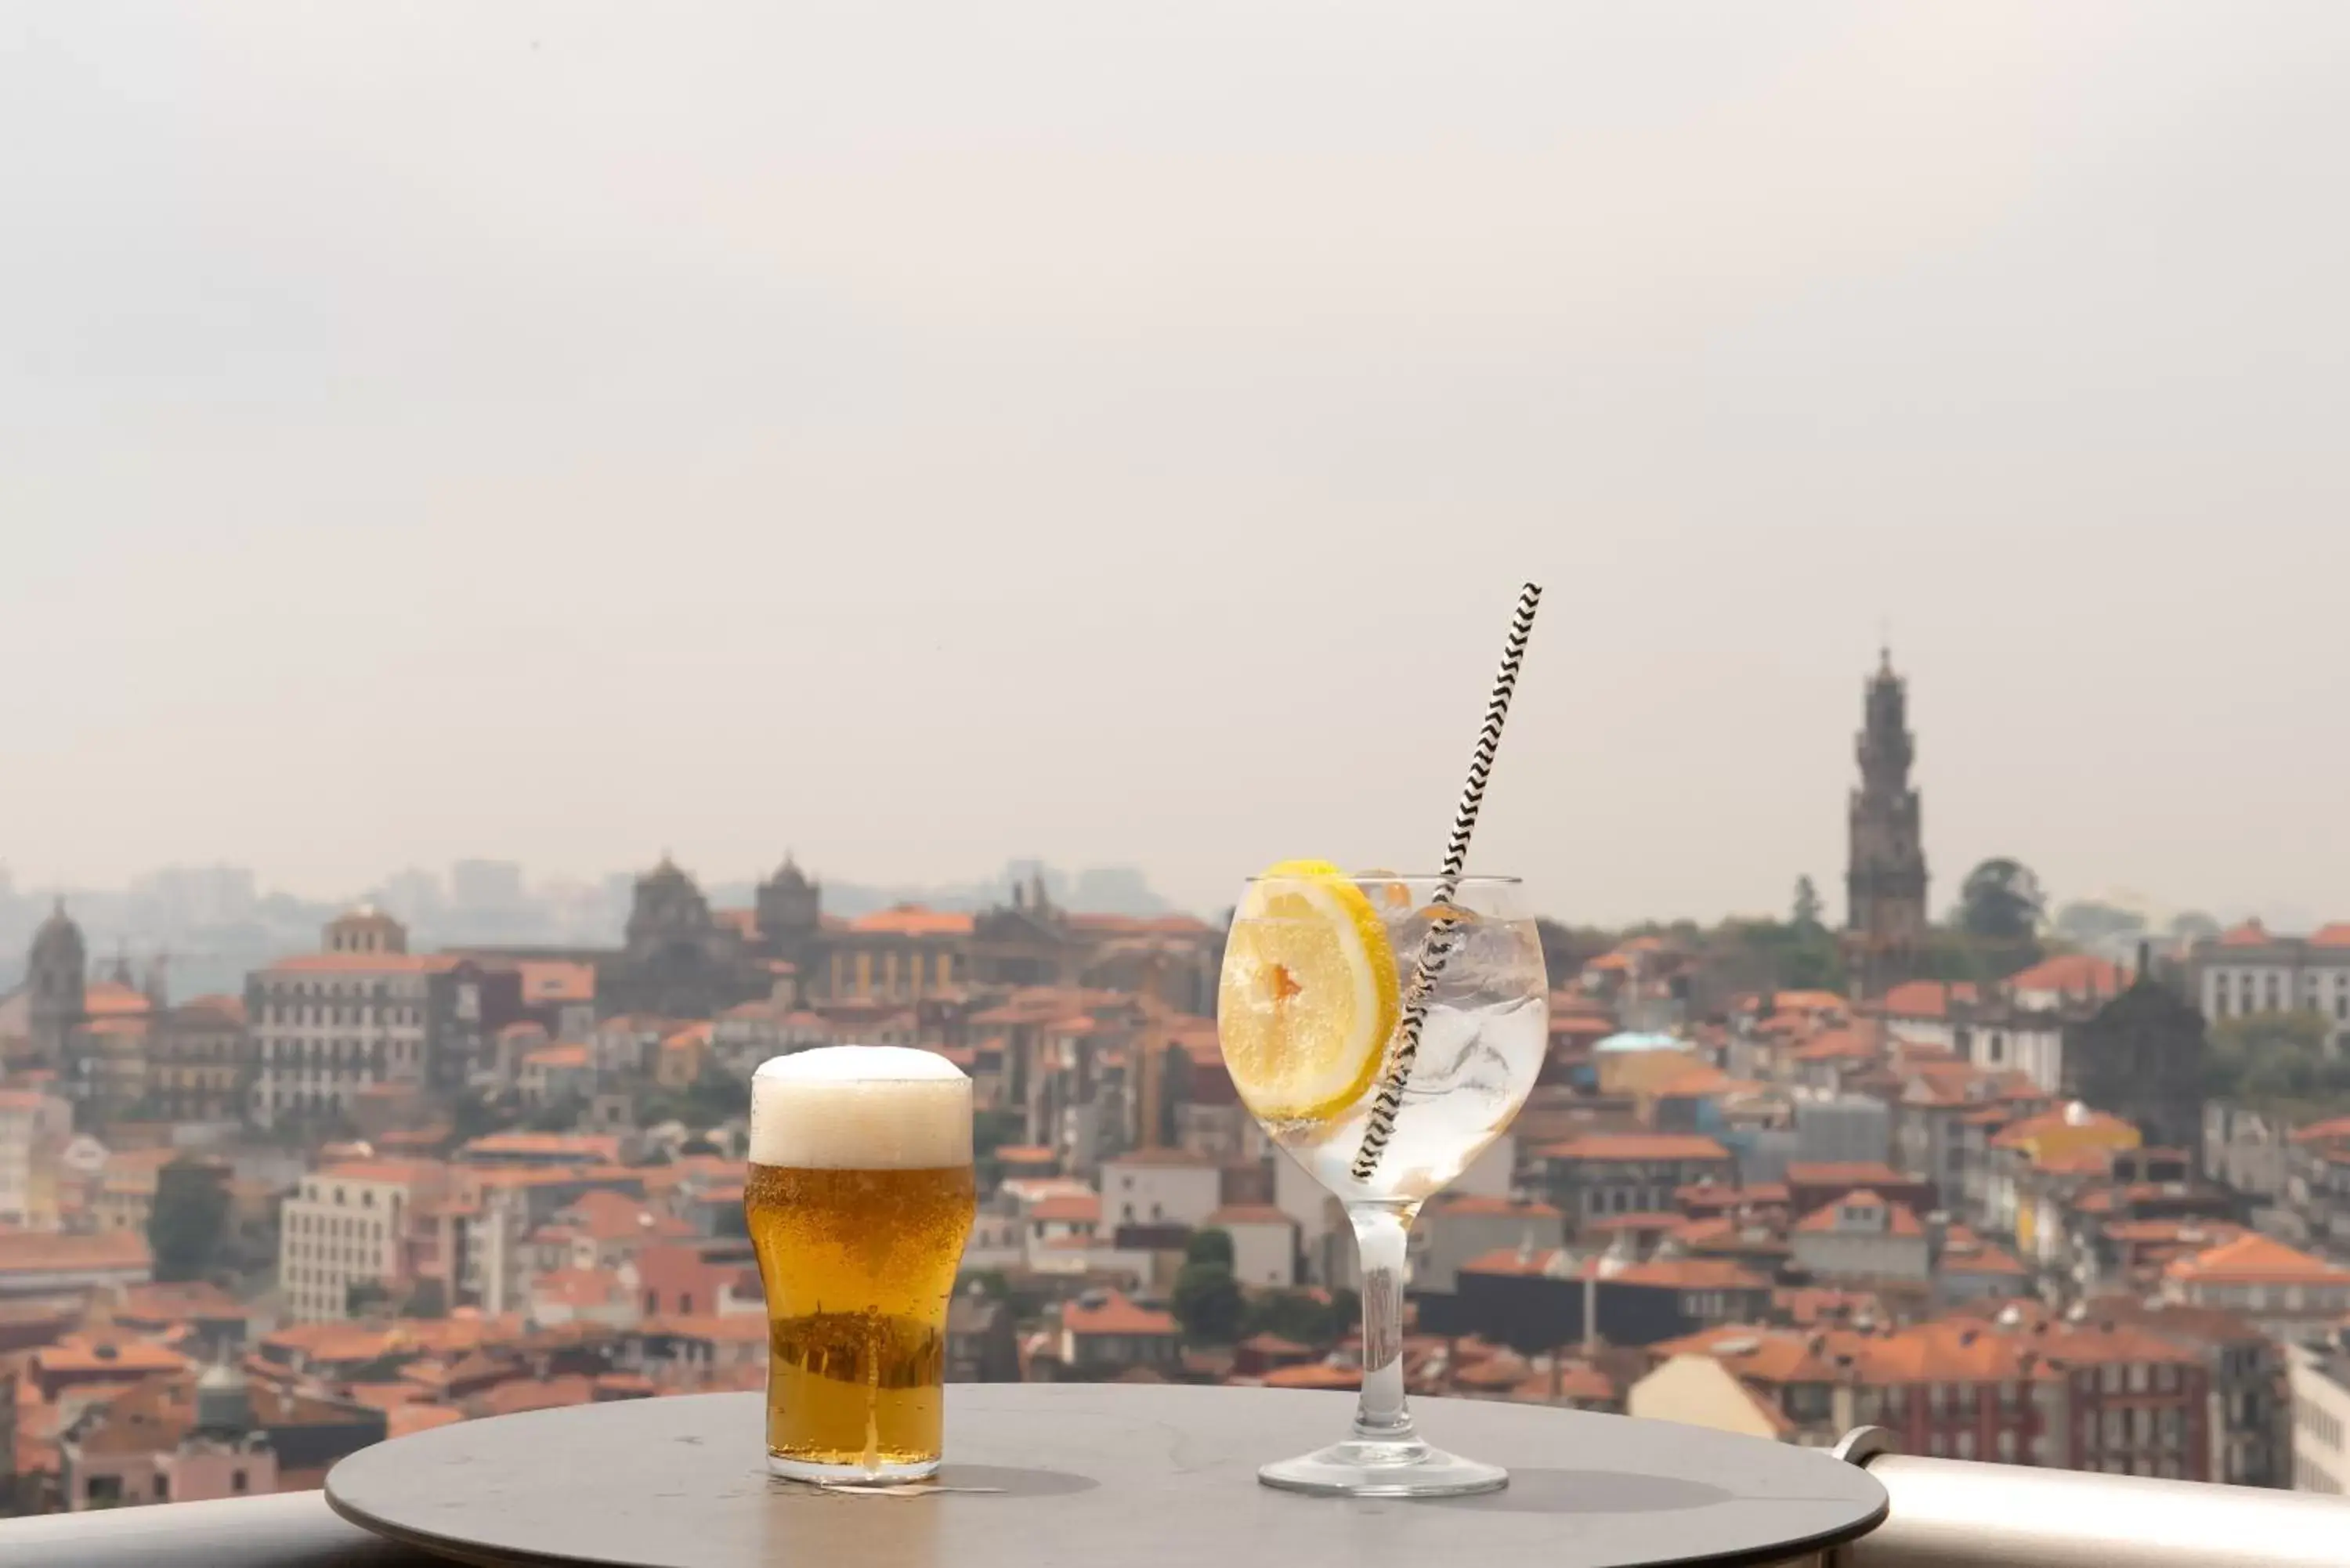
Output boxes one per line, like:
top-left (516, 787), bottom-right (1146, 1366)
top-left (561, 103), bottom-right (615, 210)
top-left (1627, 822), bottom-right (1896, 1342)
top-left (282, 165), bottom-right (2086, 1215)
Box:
top-left (745, 1047), bottom-right (974, 1483)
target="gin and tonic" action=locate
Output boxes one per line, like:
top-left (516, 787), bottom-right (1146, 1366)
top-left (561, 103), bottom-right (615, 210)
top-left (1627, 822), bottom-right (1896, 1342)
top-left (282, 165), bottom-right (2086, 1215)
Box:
top-left (1219, 863), bottom-right (1547, 1497)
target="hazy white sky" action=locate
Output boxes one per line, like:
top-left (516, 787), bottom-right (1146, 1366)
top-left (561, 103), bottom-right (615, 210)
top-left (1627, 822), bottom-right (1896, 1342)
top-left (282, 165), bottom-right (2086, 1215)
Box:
top-left (5, 4), bottom-right (2348, 925)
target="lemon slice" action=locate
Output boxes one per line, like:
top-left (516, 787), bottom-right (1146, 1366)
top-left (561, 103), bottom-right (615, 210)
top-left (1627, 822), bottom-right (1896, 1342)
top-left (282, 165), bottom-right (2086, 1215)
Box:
top-left (1218, 859), bottom-right (1401, 1122)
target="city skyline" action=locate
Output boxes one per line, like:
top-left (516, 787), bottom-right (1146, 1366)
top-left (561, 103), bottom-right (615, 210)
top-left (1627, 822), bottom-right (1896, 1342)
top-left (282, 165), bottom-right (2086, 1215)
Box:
top-left (0, 824), bottom-right (2312, 941)
top-left (0, 636), bottom-right (2329, 935)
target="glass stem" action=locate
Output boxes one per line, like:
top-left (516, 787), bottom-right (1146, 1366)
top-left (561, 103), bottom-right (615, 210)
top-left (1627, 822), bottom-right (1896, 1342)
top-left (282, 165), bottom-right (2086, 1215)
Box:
top-left (1347, 1202), bottom-right (1422, 1447)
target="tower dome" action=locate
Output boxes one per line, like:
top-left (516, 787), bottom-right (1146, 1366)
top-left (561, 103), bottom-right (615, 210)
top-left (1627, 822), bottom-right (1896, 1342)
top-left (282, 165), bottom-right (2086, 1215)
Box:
top-left (756, 852), bottom-right (823, 948)
top-left (323, 903), bottom-right (408, 956)
top-left (29, 901), bottom-right (85, 971)
top-left (25, 901), bottom-right (87, 1066)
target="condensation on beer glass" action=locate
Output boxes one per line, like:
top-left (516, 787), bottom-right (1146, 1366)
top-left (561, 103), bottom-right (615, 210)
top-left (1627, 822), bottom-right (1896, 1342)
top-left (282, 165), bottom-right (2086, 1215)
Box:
top-left (747, 1046), bottom-right (975, 1485)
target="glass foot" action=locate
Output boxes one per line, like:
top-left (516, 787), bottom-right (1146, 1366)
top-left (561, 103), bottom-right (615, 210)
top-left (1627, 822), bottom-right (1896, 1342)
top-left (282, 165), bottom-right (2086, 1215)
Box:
top-left (767, 1453), bottom-right (938, 1485)
top-left (1258, 1438), bottom-right (1507, 1498)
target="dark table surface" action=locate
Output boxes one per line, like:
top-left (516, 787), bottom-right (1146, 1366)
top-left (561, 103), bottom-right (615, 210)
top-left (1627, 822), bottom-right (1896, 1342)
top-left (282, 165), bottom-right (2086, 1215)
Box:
top-left (325, 1385), bottom-right (1885, 1568)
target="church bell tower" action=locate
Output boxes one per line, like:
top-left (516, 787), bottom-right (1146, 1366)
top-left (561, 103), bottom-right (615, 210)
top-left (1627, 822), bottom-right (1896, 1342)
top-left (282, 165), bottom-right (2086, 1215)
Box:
top-left (1845, 649), bottom-right (1929, 996)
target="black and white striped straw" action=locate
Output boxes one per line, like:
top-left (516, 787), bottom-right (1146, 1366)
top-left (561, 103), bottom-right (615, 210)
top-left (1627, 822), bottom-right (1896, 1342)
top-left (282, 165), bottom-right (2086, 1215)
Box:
top-left (1350, 582), bottom-right (1544, 1183)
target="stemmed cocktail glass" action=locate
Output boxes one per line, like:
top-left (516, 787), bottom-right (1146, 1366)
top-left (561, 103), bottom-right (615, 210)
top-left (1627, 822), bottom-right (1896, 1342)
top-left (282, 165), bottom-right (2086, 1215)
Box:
top-left (1219, 868), bottom-right (1548, 1498)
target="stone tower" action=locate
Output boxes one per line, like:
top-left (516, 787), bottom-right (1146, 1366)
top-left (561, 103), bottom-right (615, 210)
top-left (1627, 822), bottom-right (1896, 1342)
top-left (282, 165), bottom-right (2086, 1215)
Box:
top-left (1845, 649), bottom-right (1929, 996)
top-left (754, 854), bottom-right (822, 970)
top-left (598, 856), bottom-right (768, 1020)
top-left (25, 901), bottom-right (87, 1069)
top-left (624, 858), bottom-right (713, 949)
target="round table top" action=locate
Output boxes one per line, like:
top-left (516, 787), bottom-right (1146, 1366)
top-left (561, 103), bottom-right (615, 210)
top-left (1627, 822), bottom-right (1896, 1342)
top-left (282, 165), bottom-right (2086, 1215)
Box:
top-left (326, 1385), bottom-right (1885, 1568)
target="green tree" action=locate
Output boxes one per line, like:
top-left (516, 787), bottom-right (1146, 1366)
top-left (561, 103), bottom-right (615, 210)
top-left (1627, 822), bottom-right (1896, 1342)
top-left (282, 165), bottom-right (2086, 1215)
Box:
top-left (2206, 1010), bottom-right (2338, 1107)
top-left (1239, 1289), bottom-right (1351, 1347)
top-left (1791, 876), bottom-right (1824, 931)
top-left (345, 1279), bottom-right (392, 1317)
top-left (1716, 916), bottom-right (1846, 994)
top-left (2169, 911), bottom-right (2222, 943)
top-left (689, 1066), bottom-right (751, 1122)
top-left (453, 1090), bottom-right (517, 1143)
top-left (398, 1277), bottom-right (450, 1320)
top-left (525, 1095), bottom-right (585, 1132)
top-left (1184, 1228), bottom-right (1235, 1269)
top-left (972, 1110), bottom-right (1026, 1160)
top-left (1170, 1261), bottom-right (1244, 1345)
top-left (642, 1067), bottom-right (756, 1130)
top-left (1955, 858), bottom-right (2046, 941)
top-left (1533, 919), bottom-right (1617, 985)
top-left (2214, 1010), bottom-right (2332, 1057)
top-left (2052, 900), bottom-right (2146, 946)
top-left (146, 1158), bottom-right (230, 1283)
top-left (962, 1267), bottom-right (1044, 1323)
top-left (971, 1109), bottom-right (1029, 1191)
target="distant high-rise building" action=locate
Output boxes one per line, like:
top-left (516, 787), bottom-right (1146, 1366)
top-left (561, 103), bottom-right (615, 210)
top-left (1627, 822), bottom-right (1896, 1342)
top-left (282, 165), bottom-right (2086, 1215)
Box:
top-left (1845, 649), bottom-right (1929, 997)
top-left (449, 859), bottom-right (526, 914)
top-left (136, 865), bottom-right (259, 928)
top-left (377, 869), bottom-right (445, 928)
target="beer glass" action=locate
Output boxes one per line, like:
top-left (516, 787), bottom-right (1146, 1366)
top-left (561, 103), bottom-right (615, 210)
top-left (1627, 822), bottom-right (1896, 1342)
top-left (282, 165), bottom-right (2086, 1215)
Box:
top-left (746, 1046), bottom-right (976, 1483)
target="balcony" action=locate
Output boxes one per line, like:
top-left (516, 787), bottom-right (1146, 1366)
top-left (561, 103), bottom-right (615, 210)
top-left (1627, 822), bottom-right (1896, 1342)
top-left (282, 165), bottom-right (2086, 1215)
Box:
top-left (5, 1421), bottom-right (2347, 1568)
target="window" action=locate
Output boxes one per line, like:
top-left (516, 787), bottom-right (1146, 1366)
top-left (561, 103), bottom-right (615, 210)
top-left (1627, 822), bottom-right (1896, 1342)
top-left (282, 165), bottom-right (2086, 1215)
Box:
top-left (1955, 1430), bottom-right (1975, 1460)
top-left (153, 1475), bottom-right (168, 1500)
top-left (1998, 1429), bottom-right (2016, 1462)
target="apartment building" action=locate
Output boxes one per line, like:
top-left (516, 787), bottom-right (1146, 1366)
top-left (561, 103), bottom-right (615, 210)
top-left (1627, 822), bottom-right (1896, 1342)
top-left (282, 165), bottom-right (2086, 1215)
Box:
top-left (248, 909), bottom-right (514, 1127)
top-left (277, 1158), bottom-right (451, 1323)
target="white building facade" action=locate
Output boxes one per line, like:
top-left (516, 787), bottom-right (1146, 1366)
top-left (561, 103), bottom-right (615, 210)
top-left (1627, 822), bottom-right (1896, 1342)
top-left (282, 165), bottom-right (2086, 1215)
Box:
top-left (1098, 1151), bottom-right (1222, 1230)
top-left (2193, 923), bottom-right (2350, 1049)
top-left (0, 1088), bottom-right (72, 1227)
top-left (2289, 1344), bottom-right (2350, 1494)
top-left (277, 1159), bottom-right (445, 1322)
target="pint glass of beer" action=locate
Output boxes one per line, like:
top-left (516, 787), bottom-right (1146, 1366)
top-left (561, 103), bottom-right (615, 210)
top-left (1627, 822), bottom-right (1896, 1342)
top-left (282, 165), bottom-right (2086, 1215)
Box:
top-left (746, 1046), bottom-right (975, 1483)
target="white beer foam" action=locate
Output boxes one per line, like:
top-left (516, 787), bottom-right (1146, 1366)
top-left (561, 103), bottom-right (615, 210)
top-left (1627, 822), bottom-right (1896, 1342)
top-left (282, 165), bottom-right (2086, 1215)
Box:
top-left (750, 1046), bottom-right (973, 1170)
